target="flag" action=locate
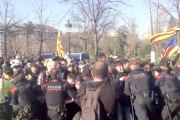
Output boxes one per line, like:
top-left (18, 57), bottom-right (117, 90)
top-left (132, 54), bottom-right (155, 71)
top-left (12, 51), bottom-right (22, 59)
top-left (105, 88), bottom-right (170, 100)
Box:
top-left (161, 37), bottom-right (179, 57)
top-left (57, 30), bottom-right (64, 58)
top-left (150, 26), bottom-right (180, 44)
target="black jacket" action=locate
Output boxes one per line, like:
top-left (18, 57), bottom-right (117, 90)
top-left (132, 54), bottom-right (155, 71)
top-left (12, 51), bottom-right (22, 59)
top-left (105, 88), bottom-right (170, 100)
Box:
top-left (114, 72), bottom-right (130, 107)
top-left (41, 78), bottom-right (66, 110)
top-left (77, 81), bottom-right (117, 119)
top-left (124, 69), bottom-right (153, 96)
top-left (155, 72), bottom-right (180, 96)
top-left (10, 78), bottom-right (35, 107)
top-left (60, 70), bottom-right (70, 80)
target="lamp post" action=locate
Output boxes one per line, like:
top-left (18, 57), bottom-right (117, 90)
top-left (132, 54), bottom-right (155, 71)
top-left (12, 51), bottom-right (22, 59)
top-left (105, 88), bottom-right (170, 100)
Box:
top-left (65, 20), bottom-right (72, 57)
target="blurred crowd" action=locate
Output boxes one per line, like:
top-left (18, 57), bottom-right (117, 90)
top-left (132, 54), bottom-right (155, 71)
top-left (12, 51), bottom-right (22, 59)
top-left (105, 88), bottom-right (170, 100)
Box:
top-left (1, 51), bottom-right (180, 120)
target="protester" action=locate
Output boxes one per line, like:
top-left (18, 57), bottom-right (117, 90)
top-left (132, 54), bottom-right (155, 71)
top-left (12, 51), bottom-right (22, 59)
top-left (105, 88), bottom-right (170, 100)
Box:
top-left (108, 60), bottom-right (116, 82)
top-left (78, 61), bottom-right (87, 74)
top-left (37, 60), bottom-right (56, 85)
top-left (1, 51), bottom-right (180, 120)
top-left (75, 76), bottom-right (83, 90)
top-left (66, 73), bottom-right (80, 120)
top-left (114, 61), bottom-right (131, 120)
top-left (24, 60), bottom-right (32, 76)
top-left (77, 61), bottom-right (117, 120)
top-left (59, 59), bottom-right (69, 80)
top-left (136, 58), bottom-right (141, 64)
top-left (80, 68), bottom-right (92, 82)
top-left (27, 63), bottom-right (39, 85)
top-left (98, 52), bottom-right (107, 62)
top-left (122, 59), bottom-right (131, 75)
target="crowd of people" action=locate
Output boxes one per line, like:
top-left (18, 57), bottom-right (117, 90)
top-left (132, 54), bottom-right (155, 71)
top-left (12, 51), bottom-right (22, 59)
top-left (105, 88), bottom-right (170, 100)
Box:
top-left (0, 52), bottom-right (180, 120)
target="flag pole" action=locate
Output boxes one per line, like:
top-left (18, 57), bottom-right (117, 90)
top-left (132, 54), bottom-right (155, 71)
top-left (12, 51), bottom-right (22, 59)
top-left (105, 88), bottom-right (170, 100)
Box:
top-left (149, 0), bottom-right (156, 63)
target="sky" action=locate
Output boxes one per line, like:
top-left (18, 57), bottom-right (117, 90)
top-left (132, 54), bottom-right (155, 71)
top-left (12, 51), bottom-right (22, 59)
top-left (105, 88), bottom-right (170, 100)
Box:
top-left (10, 0), bottom-right (151, 36)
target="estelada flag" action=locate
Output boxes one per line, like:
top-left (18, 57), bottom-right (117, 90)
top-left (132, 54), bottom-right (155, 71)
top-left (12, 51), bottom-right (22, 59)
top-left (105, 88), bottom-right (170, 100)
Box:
top-left (150, 26), bottom-right (180, 44)
top-left (161, 37), bottom-right (179, 57)
top-left (57, 30), bottom-right (64, 58)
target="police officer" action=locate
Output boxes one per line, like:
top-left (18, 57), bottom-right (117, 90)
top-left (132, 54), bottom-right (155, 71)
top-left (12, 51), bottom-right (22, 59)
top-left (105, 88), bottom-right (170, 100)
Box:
top-left (41, 68), bottom-right (71, 120)
top-left (10, 68), bottom-right (37, 120)
top-left (124, 61), bottom-right (155, 120)
top-left (154, 59), bottom-right (180, 120)
top-left (0, 70), bottom-right (13, 120)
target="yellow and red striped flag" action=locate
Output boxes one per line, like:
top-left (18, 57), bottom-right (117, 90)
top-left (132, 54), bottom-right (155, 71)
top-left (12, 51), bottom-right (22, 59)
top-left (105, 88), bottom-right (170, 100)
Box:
top-left (150, 26), bottom-right (180, 44)
top-left (57, 30), bottom-right (64, 58)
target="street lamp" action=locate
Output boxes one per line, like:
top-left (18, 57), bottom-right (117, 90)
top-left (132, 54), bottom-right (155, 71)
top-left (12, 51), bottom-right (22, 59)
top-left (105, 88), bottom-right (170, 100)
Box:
top-left (65, 20), bottom-right (72, 57)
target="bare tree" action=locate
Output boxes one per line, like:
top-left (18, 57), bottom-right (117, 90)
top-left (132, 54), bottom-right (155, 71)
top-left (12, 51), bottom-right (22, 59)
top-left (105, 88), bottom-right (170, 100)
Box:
top-left (71, 8), bottom-right (91, 53)
top-left (21, 21), bottom-right (34, 56)
top-left (7, 31), bottom-right (26, 55)
top-left (33, 0), bottom-right (55, 56)
top-left (151, 0), bottom-right (180, 43)
top-left (59, 0), bottom-right (126, 60)
top-left (0, 0), bottom-right (24, 56)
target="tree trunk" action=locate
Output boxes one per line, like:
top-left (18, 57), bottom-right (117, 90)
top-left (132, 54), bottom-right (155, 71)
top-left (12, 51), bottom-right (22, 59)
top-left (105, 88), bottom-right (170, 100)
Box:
top-left (27, 33), bottom-right (29, 56)
top-left (82, 40), bottom-right (87, 53)
top-left (4, 30), bottom-right (7, 56)
top-left (39, 32), bottom-right (43, 57)
top-left (94, 33), bottom-right (98, 61)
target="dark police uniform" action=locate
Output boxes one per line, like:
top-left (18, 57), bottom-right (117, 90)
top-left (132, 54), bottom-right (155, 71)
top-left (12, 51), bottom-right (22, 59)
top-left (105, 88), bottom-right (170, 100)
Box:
top-left (124, 69), bottom-right (155, 120)
top-left (10, 78), bottom-right (36, 120)
top-left (41, 78), bottom-right (67, 120)
top-left (175, 72), bottom-right (180, 81)
top-left (0, 78), bottom-right (13, 120)
top-left (155, 72), bottom-right (180, 120)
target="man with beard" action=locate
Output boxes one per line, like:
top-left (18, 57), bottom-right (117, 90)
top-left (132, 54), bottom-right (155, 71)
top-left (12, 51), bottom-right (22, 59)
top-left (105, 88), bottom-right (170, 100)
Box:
top-left (59, 59), bottom-right (69, 81)
top-left (27, 64), bottom-right (39, 85)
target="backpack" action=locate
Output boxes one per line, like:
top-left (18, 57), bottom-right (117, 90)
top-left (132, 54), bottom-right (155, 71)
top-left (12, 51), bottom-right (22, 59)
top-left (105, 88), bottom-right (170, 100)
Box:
top-left (81, 83), bottom-right (105, 120)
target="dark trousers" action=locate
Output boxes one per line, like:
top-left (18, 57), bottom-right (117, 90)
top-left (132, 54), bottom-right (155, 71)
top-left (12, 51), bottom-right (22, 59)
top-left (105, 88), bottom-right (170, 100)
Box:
top-left (0, 108), bottom-right (11, 120)
top-left (161, 102), bottom-right (180, 120)
top-left (134, 96), bottom-right (155, 120)
top-left (47, 109), bottom-right (66, 120)
top-left (161, 92), bottom-right (180, 120)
